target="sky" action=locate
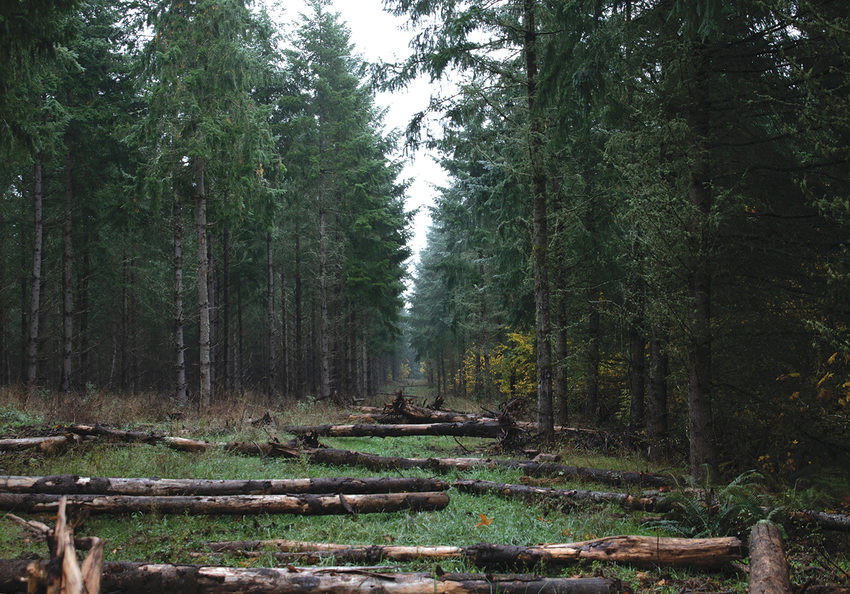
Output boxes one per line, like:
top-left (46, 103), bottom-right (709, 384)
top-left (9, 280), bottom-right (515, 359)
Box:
top-left (272, 0), bottom-right (450, 269)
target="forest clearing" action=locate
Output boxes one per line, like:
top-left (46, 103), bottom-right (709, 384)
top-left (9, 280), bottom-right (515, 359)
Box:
top-left (3, 0), bottom-right (850, 591)
top-left (0, 383), bottom-right (848, 592)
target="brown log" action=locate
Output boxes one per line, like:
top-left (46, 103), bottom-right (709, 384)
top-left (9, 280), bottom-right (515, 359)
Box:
top-left (452, 479), bottom-right (672, 512)
top-left (283, 421), bottom-right (515, 439)
top-left (0, 561), bottom-right (630, 593)
top-left (0, 491), bottom-right (449, 515)
top-left (748, 520), bottom-right (792, 594)
top-left (300, 448), bottom-right (673, 487)
top-left (0, 474), bottom-right (448, 496)
top-left (205, 535), bottom-right (742, 569)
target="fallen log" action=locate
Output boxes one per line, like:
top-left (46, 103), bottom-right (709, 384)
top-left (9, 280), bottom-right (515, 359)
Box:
top-left (748, 520), bottom-right (792, 594)
top-left (0, 474), bottom-right (448, 496)
top-left (0, 435), bottom-right (70, 452)
top-left (0, 491), bottom-right (449, 516)
top-left (791, 509), bottom-right (850, 532)
top-left (283, 421), bottom-right (516, 439)
top-left (299, 448), bottom-right (673, 487)
top-left (204, 534), bottom-right (743, 569)
top-left (0, 561), bottom-right (630, 593)
top-left (452, 479), bottom-right (672, 512)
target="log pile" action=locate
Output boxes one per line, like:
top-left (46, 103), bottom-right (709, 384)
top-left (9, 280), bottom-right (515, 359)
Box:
top-left (0, 474), bottom-right (449, 517)
top-left (204, 534), bottom-right (744, 569)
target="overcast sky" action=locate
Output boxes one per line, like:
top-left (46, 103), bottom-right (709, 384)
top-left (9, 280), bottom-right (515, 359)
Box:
top-left (272, 0), bottom-right (450, 269)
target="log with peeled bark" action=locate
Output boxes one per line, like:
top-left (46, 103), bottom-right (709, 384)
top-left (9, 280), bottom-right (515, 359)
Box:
top-left (0, 491), bottom-right (449, 516)
top-left (204, 534), bottom-right (743, 569)
top-left (0, 436), bottom-right (71, 452)
top-left (283, 421), bottom-right (516, 439)
top-left (0, 474), bottom-right (448, 496)
top-left (748, 520), bottom-right (792, 594)
top-left (0, 560), bottom-right (630, 593)
top-left (452, 479), bottom-right (672, 512)
top-left (299, 447), bottom-right (673, 487)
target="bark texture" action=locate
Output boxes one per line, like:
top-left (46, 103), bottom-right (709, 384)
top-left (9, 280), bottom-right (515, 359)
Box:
top-left (0, 475), bottom-right (448, 497)
top-left (0, 562), bottom-right (629, 593)
top-left (748, 520), bottom-right (792, 594)
top-left (0, 491), bottom-right (449, 516)
top-left (205, 534), bottom-right (742, 569)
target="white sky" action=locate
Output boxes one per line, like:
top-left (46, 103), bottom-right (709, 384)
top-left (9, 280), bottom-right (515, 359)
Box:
top-left (270, 0), bottom-right (450, 269)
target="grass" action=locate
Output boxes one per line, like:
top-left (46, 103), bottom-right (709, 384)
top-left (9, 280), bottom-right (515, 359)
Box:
top-left (0, 383), bottom-right (847, 592)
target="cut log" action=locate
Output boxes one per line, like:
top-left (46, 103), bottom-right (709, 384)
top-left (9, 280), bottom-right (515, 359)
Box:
top-left (299, 448), bottom-right (673, 487)
top-left (283, 421), bottom-right (516, 439)
top-left (0, 436), bottom-right (70, 452)
top-left (205, 534), bottom-right (743, 569)
top-left (748, 520), bottom-right (792, 594)
top-left (0, 561), bottom-right (630, 593)
top-left (0, 491), bottom-right (449, 515)
top-left (0, 474), bottom-right (448, 496)
top-left (452, 479), bottom-right (672, 512)
top-left (792, 509), bottom-right (850, 532)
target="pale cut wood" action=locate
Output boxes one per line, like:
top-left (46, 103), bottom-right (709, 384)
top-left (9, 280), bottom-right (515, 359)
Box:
top-left (0, 491), bottom-right (449, 516)
top-left (0, 436), bottom-right (69, 452)
top-left (748, 520), bottom-right (792, 594)
top-left (0, 561), bottom-right (630, 593)
top-left (0, 474), bottom-right (448, 496)
top-left (205, 534), bottom-right (743, 569)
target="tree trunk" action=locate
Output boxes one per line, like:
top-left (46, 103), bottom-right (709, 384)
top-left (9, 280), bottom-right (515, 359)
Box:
top-left (0, 561), bottom-right (628, 594)
top-left (302, 447), bottom-right (672, 487)
top-left (206, 534), bottom-right (742, 569)
top-left (172, 187), bottom-right (187, 406)
top-left (283, 421), bottom-right (518, 439)
top-left (222, 227), bottom-right (231, 394)
top-left (77, 235), bottom-right (90, 387)
top-left (646, 330), bottom-right (668, 459)
top-left (0, 491), bottom-right (449, 516)
top-left (554, 274), bottom-right (569, 425)
top-left (0, 206), bottom-right (6, 385)
top-left (280, 266), bottom-right (288, 396)
top-left (748, 521), bottom-right (792, 594)
top-left (207, 231), bottom-right (216, 396)
top-left (294, 227), bottom-right (303, 397)
top-left (522, 0), bottom-right (553, 443)
top-left (319, 202), bottom-right (331, 401)
top-left (585, 286), bottom-right (600, 421)
top-left (686, 44), bottom-right (717, 479)
top-left (26, 159), bottom-right (44, 392)
top-left (0, 436), bottom-right (70, 452)
top-left (61, 140), bottom-right (74, 394)
top-left (0, 475), bottom-right (448, 497)
top-left (266, 231), bottom-right (276, 397)
top-left (195, 158), bottom-right (211, 408)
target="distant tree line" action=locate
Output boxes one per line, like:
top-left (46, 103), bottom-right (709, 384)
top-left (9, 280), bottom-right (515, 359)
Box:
top-left (399, 0), bottom-right (850, 477)
top-left (0, 0), bottom-right (411, 404)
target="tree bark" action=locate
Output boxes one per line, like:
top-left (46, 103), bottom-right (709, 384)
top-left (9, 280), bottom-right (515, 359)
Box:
top-left (222, 227), bottom-right (231, 393)
top-left (173, 187), bottom-right (187, 406)
top-left (0, 436), bottom-right (70, 452)
top-left (627, 236), bottom-right (645, 429)
top-left (61, 138), bottom-right (74, 394)
top-left (585, 286), bottom-right (600, 422)
top-left (205, 534), bottom-right (741, 569)
top-left (280, 265), bottom-right (288, 396)
top-left (266, 231), bottom-right (276, 397)
top-left (0, 492), bottom-right (449, 516)
top-left (294, 226), bottom-right (304, 397)
top-left (283, 421), bottom-right (517, 439)
top-left (0, 475), bottom-right (448, 497)
top-left (0, 561), bottom-right (628, 594)
top-left (26, 159), bottom-right (44, 392)
top-left (522, 0), bottom-right (554, 443)
top-left (195, 158), bottom-right (212, 408)
top-left (646, 331), bottom-right (668, 459)
top-left (748, 520), bottom-right (792, 594)
top-left (686, 44), bottom-right (717, 479)
top-left (451, 479), bottom-right (671, 513)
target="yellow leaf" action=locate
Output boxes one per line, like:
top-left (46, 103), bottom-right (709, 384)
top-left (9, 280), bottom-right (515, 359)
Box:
top-left (817, 372), bottom-right (834, 388)
top-left (828, 352), bottom-right (839, 365)
top-left (475, 513), bottom-right (493, 527)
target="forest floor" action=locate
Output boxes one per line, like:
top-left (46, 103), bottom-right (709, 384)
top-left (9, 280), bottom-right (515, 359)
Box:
top-left (0, 381), bottom-right (847, 592)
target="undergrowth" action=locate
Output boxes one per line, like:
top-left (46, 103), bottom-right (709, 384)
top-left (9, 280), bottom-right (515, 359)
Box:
top-left (0, 383), bottom-right (846, 592)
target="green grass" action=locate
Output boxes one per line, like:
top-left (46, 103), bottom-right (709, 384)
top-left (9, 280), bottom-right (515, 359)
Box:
top-left (0, 384), bottom-right (845, 592)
